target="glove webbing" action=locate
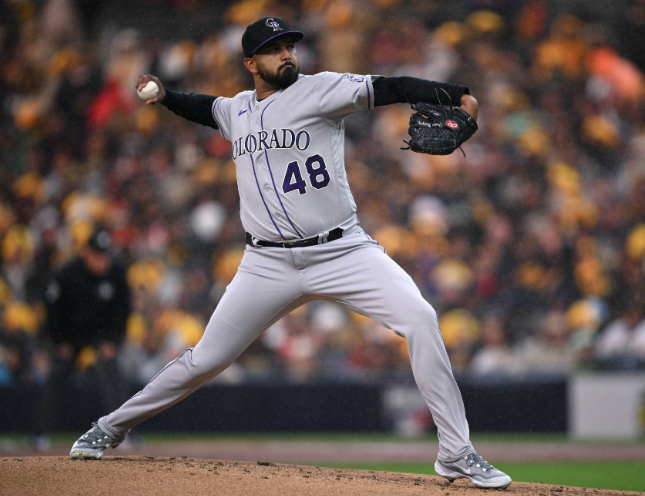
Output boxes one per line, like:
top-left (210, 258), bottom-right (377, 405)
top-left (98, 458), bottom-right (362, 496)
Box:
top-left (401, 88), bottom-right (468, 157)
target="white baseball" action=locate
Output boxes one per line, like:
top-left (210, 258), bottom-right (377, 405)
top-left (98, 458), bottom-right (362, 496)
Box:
top-left (137, 81), bottom-right (159, 101)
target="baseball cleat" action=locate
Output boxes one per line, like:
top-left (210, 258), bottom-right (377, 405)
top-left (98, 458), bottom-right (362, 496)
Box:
top-left (434, 452), bottom-right (512, 489)
top-left (69, 422), bottom-right (130, 460)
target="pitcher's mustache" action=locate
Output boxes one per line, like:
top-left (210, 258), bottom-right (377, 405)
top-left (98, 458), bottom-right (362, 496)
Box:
top-left (280, 62), bottom-right (295, 70)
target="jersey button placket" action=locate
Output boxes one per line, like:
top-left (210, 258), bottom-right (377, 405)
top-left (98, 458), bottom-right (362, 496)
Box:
top-left (247, 103), bottom-right (280, 239)
top-left (251, 107), bottom-right (273, 225)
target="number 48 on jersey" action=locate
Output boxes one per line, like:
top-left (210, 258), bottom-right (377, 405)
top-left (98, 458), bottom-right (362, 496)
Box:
top-left (282, 154), bottom-right (330, 194)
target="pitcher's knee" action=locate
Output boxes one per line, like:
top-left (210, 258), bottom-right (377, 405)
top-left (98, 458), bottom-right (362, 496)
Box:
top-left (398, 301), bottom-right (439, 338)
top-left (188, 349), bottom-right (232, 380)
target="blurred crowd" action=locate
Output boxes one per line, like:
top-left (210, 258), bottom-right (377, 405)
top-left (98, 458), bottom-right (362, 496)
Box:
top-left (1, 0), bottom-right (645, 388)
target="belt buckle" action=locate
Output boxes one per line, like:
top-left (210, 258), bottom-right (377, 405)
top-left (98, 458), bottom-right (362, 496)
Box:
top-left (281, 239), bottom-right (300, 248)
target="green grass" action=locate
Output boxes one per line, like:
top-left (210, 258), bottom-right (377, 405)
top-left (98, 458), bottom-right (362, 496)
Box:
top-left (318, 461), bottom-right (645, 492)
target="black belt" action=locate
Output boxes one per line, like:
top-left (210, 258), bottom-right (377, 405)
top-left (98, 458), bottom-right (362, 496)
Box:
top-left (246, 228), bottom-right (344, 248)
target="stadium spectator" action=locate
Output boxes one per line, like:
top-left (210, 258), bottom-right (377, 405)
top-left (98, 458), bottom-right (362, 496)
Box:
top-left (469, 314), bottom-right (515, 376)
top-left (595, 296), bottom-right (645, 369)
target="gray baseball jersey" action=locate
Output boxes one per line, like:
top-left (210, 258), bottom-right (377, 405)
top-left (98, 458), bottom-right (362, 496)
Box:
top-left (94, 71), bottom-right (476, 464)
top-left (212, 72), bottom-right (374, 242)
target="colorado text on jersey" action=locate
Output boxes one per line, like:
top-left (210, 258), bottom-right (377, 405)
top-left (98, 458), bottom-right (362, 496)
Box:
top-left (232, 128), bottom-right (311, 159)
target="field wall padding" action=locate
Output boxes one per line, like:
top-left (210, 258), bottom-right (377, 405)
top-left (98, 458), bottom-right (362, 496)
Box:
top-left (1, 376), bottom-right (569, 433)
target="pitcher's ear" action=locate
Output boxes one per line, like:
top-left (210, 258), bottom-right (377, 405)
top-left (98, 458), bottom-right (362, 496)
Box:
top-left (244, 58), bottom-right (258, 75)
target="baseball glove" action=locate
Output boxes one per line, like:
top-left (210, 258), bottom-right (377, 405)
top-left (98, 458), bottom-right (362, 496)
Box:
top-left (402, 101), bottom-right (478, 156)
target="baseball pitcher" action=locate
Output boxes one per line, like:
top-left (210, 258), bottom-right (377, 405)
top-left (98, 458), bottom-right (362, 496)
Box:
top-left (70, 16), bottom-right (510, 489)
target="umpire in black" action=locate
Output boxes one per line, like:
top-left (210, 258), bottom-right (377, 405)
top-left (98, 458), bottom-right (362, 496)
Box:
top-left (33, 228), bottom-right (131, 438)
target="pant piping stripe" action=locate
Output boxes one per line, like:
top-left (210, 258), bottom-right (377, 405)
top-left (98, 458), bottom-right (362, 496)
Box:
top-left (130, 348), bottom-right (193, 399)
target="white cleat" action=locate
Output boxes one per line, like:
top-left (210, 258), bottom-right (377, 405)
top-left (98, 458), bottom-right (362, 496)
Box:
top-left (70, 422), bottom-right (129, 460)
top-left (435, 452), bottom-right (512, 489)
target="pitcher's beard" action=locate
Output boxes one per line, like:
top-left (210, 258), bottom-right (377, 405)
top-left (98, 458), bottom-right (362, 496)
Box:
top-left (259, 63), bottom-right (299, 89)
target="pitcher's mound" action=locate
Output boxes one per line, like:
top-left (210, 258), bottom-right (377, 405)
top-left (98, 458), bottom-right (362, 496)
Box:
top-left (0, 456), bottom-right (633, 495)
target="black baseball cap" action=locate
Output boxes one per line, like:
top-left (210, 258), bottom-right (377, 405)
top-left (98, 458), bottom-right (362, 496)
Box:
top-left (242, 16), bottom-right (304, 58)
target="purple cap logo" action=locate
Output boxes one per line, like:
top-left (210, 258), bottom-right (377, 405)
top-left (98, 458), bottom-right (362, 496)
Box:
top-left (265, 18), bottom-right (283, 32)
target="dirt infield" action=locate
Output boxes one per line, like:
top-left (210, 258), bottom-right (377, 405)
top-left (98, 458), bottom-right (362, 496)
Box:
top-left (0, 456), bottom-right (638, 496)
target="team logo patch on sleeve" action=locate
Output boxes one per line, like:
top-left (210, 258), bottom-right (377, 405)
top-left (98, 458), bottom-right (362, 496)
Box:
top-left (344, 74), bottom-right (366, 83)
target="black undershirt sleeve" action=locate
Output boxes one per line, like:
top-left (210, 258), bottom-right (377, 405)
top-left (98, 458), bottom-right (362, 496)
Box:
top-left (161, 89), bottom-right (219, 129)
top-left (372, 76), bottom-right (469, 107)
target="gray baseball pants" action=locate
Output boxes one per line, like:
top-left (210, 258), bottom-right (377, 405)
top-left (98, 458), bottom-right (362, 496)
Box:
top-left (98, 231), bottom-right (474, 462)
